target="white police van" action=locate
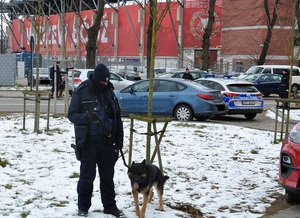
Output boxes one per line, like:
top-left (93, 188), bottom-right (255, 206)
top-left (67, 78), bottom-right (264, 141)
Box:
top-left (238, 65), bottom-right (300, 92)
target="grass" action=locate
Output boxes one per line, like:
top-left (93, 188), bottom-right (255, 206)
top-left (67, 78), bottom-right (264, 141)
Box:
top-left (0, 157), bottom-right (10, 167)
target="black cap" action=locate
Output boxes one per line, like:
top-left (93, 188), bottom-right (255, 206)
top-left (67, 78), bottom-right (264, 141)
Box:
top-left (93, 63), bottom-right (110, 82)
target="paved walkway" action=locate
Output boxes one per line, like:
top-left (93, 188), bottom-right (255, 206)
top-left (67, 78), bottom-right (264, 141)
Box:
top-left (266, 204), bottom-right (300, 218)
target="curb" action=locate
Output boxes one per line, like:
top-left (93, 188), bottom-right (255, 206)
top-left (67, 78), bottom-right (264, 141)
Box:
top-left (268, 106), bottom-right (299, 124)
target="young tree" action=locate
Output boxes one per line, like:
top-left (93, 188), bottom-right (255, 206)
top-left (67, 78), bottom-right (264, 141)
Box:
top-left (257, 0), bottom-right (280, 65)
top-left (201, 0), bottom-right (217, 71)
top-left (85, 0), bottom-right (106, 69)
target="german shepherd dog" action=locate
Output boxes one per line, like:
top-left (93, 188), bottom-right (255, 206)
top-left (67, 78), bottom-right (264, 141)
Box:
top-left (127, 159), bottom-right (169, 218)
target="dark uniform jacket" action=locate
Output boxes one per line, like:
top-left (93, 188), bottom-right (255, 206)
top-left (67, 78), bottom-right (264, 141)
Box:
top-left (50, 65), bottom-right (62, 84)
top-left (182, 73), bottom-right (194, 80)
top-left (280, 73), bottom-right (289, 98)
top-left (68, 79), bottom-right (123, 149)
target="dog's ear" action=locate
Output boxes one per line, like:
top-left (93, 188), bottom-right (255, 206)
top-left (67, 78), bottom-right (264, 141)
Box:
top-left (141, 159), bottom-right (146, 166)
top-left (131, 161), bottom-right (135, 166)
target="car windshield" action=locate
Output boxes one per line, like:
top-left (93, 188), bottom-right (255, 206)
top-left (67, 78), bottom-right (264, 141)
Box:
top-left (244, 74), bottom-right (260, 82)
top-left (227, 84), bottom-right (258, 92)
top-left (245, 67), bottom-right (264, 75)
top-left (125, 70), bottom-right (139, 75)
top-left (73, 70), bottom-right (82, 77)
top-left (159, 73), bottom-right (173, 77)
top-left (33, 68), bottom-right (48, 75)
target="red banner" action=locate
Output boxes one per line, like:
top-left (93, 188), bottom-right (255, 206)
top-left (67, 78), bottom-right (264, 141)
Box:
top-left (9, 1), bottom-right (222, 57)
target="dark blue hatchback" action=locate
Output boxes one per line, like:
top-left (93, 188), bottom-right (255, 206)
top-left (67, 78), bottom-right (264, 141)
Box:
top-left (243, 73), bottom-right (282, 97)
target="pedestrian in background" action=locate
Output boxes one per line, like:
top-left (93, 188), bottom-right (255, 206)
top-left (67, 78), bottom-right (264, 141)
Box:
top-left (280, 69), bottom-right (289, 99)
top-left (182, 68), bottom-right (194, 80)
top-left (50, 61), bottom-right (62, 99)
top-left (68, 63), bottom-right (124, 217)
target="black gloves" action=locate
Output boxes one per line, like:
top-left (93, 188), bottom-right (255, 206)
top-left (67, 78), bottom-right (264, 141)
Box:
top-left (86, 112), bottom-right (99, 123)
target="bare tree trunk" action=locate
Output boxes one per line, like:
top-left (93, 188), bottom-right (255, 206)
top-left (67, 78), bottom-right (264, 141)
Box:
top-left (86, 0), bottom-right (105, 69)
top-left (295, 0), bottom-right (300, 34)
top-left (146, 0), bottom-right (154, 79)
top-left (201, 0), bottom-right (216, 71)
top-left (257, 0), bottom-right (280, 65)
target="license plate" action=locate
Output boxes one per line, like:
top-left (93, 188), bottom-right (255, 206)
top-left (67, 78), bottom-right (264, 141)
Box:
top-left (242, 101), bottom-right (255, 105)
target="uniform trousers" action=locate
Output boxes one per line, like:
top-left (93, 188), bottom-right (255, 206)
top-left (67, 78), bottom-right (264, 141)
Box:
top-left (77, 139), bottom-right (119, 212)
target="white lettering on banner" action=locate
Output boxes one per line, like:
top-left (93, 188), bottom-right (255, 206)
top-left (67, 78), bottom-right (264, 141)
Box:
top-left (51, 25), bottom-right (58, 44)
top-left (101, 13), bottom-right (108, 43)
top-left (72, 17), bottom-right (78, 44)
top-left (24, 13), bottom-right (110, 46)
top-left (101, 20), bottom-right (108, 43)
top-left (25, 28), bottom-right (32, 45)
top-left (39, 25), bottom-right (45, 45)
top-left (80, 16), bottom-right (89, 43)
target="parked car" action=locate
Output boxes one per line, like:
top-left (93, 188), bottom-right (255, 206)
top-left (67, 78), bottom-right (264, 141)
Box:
top-left (154, 68), bottom-right (165, 75)
top-left (27, 67), bottom-right (51, 86)
top-left (109, 68), bottom-right (141, 81)
top-left (195, 78), bottom-right (264, 120)
top-left (114, 78), bottom-right (227, 121)
top-left (243, 73), bottom-right (282, 97)
top-left (279, 122), bottom-right (300, 203)
top-left (158, 69), bottom-right (214, 80)
top-left (237, 65), bottom-right (300, 92)
top-left (68, 69), bottom-right (134, 95)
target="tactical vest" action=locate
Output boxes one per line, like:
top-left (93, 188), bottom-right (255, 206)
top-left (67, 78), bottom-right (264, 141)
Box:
top-left (87, 98), bottom-right (113, 136)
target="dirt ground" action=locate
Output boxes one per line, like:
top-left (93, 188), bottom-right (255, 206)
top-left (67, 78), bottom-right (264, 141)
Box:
top-left (262, 194), bottom-right (292, 217)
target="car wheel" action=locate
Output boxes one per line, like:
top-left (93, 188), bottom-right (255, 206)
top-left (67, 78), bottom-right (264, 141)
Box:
top-left (195, 116), bottom-right (209, 121)
top-left (244, 113), bottom-right (256, 120)
top-left (174, 104), bottom-right (193, 121)
top-left (285, 190), bottom-right (300, 203)
top-left (292, 84), bottom-right (298, 93)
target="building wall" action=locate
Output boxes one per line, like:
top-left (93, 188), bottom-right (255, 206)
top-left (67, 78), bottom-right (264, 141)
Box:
top-left (221, 0), bottom-right (296, 72)
top-left (7, 0), bottom-right (298, 72)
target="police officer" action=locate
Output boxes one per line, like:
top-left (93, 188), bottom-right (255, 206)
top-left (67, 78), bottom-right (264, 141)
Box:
top-left (68, 63), bottom-right (124, 217)
top-left (280, 70), bottom-right (289, 99)
top-left (182, 68), bottom-right (194, 80)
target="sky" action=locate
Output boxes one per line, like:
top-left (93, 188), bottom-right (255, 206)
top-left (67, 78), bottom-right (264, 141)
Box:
top-left (0, 110), bottom-right (298, 218)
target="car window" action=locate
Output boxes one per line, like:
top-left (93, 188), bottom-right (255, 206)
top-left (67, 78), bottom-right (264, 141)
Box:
top-left (86, 71), bottom-right (94, 79)
top-left (227, 84), bottom-right (258, 92)
top-left (273, 68), bottom-right (287, 75)
top-left (191, 72), bottom-right (199, 79)
top-left (177, 82), bottom-right (186, 91)
top-left (245, 66), bottom-right (264, 75)
top-left (244, 74), bottom-right (259, 82)
top-left (196, 80), bottom-right (211, 88)
top-left (205, 81), bottom-right (224, 91)
top-left (110, 73), bottom-right (120, 81)
top-left (196, 80), bottom-right (224, 91)
top-left (260, 75), bottom-right (270, 82)
top-left (262, 68), bottom-right (271, 74)
top-left (156, 80), bottom-right (178, 92)
top-left (292, 69), bottom-right (300, 76)
top-left (131, 80), bottom-right (149, 92)
top-left (39, 68), bottom-right (49, 75)
top-left (173, 73), bottom-right (182, 78)
top-left (272, 75), bottom-right (282, 81)
top-left (74, 70), bottom-right (81, 77)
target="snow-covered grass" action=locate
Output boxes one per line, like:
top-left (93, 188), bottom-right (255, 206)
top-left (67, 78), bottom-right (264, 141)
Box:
top-left (0, 111), bottom-right (291, 218)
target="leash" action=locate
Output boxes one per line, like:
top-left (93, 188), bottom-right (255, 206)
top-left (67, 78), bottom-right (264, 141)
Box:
top-left (119, 148), bottom-right (129, 168)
